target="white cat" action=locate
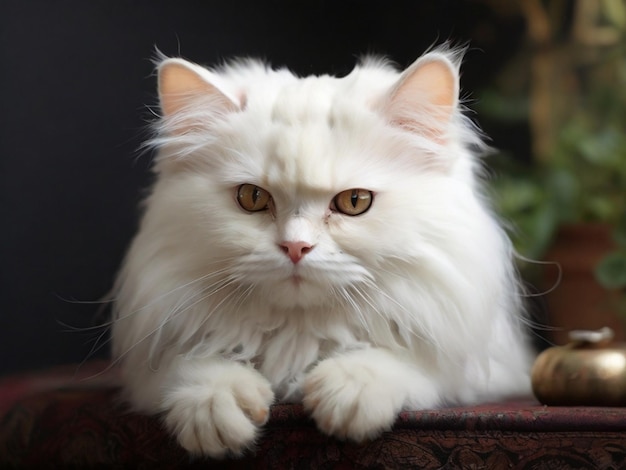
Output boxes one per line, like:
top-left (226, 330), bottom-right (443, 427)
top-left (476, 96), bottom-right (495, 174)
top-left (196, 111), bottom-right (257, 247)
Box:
top-left (111, 46), bottom-right (533, 457)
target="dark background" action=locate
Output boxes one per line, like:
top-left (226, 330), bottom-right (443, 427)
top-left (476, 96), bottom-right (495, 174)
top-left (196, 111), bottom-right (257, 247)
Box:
top-left (0, 0), bottom-right (527, 375)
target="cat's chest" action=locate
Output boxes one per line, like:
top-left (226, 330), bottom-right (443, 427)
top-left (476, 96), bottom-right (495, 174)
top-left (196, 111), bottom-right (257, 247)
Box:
top-left (219, 315), bottom-right (365, 395)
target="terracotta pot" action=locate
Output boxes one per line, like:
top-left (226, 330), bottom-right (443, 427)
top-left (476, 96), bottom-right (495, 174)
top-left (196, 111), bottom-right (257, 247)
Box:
top-left (542, 223), bottom-right (623, 345)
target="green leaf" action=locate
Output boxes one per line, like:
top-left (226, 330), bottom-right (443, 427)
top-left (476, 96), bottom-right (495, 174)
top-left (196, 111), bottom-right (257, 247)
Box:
top-left (613, 213), bottom-right (626, 248)
top-left (495, 178), bottom-right (543, 214)
top-left (595, 251), bottom-right (626, 289)
top-left (546, 169), bottom-right (579, 223)
top-left (587, 196), bottom-right (617, 221)
top-left (509, 199), bottom-right (559, 260)
top-left (579, 129), bottom-right (622, 167)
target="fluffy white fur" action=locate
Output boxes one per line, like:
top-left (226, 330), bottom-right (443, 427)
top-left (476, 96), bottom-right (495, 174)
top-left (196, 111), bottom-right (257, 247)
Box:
top-left (112, 46), bottom-right (533, 457)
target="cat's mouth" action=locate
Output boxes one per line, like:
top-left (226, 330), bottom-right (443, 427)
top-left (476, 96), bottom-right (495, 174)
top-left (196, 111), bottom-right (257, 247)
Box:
top-left (285, 267), bottom-right (313, 288)
top-left (290, 273), bottom-right (303, 286)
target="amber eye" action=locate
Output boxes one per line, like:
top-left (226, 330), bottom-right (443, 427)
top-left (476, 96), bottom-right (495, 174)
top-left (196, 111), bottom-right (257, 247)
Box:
top-left (332, 189), bottom-right (373, 216)
top-left (237, 184), bottom-right (272, 212)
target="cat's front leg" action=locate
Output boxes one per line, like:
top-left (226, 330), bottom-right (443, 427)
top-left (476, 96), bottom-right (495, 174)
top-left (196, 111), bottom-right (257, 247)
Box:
top-left (160, 357), bottom-right (274, 457)
top-left (303, 347), bottom-right (439, 442)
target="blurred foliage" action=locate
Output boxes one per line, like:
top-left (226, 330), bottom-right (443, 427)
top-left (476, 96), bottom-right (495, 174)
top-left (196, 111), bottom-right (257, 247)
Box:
top-left (478, 0), bottom-right (626, 288)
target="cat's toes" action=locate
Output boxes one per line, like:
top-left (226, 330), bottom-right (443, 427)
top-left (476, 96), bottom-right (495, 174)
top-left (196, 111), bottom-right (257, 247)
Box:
top-left (302, 357), bottom-right (401, 442)
top-left (232, 378), bottom-right (274, 426)
top-left (164, 370), bottom-right (274, 457)
top-left (168, 390), bottom-right (257, 457)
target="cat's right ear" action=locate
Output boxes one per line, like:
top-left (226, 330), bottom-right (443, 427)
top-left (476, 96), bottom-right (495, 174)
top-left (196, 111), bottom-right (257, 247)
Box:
top-left (158, 58), bottom-right (239, 130)
top-left (382, 52), bottom-right (459, 142)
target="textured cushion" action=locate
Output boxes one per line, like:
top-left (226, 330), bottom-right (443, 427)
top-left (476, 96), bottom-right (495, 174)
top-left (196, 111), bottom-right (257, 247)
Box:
top-left (2, 363), bottom-right (626, 468)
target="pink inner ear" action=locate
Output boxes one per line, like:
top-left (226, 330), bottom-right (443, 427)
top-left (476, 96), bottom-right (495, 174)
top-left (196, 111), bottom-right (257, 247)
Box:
top-left (401, 61), bottom-right (456, 109)
top-left (385, 57), bottom-right (458, 141)
top-left (158, 61), bottom-right (239, 118)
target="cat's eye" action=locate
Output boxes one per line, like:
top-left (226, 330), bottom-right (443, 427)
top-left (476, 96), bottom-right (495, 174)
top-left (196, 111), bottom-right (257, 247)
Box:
top-left (332, 189), bottom-right (373, 216)
top-left (237, 184), bottom-right (272, 212)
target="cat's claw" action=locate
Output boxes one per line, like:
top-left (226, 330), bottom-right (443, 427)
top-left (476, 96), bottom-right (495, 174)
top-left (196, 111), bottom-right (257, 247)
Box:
top-left (163, 367), bottom-right (274, 457)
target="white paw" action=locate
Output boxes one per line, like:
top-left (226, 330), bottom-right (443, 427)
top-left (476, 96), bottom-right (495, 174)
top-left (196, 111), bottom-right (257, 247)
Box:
top-left (163, 363), bottom-right (274, 457)
top-left (302, 352), bottom-right (408, 442)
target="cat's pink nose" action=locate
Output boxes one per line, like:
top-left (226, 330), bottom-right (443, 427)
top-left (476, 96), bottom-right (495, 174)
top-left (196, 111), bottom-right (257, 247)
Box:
top-left (279, 241), bottom-right (314, 264)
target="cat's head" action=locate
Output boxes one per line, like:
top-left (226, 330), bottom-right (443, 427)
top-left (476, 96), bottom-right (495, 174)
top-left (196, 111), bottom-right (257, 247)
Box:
top-left (142, 48), bottom-right (490, 312)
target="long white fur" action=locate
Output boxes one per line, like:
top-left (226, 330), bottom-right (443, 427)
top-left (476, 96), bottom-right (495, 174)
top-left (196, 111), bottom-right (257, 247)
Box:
top-left (112, 46), bottom-right (533, 457)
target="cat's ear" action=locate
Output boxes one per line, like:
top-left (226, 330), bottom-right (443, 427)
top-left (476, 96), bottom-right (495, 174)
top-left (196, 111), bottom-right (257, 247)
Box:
top-left (384, 53), bottom-right (459, 140)
top-left (158, 58), bottom-right (239, 123)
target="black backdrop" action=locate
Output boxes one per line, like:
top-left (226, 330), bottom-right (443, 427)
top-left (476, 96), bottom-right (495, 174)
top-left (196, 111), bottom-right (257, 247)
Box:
top-left (0, 0), bottom-right (526, 375)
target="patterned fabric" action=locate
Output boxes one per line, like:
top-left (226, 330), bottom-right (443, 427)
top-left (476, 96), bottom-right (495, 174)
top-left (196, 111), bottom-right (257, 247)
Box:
top-left (1, 363), bottom-right (626, 468)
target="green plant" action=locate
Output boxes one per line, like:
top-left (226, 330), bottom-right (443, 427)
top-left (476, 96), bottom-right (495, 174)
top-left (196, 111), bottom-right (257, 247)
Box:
top-left (486, 81), bottom-right (626, 267)
top-left (479, 1), bottom-right (626, 284)
top-left (596, 215), bottom-right (626, 291)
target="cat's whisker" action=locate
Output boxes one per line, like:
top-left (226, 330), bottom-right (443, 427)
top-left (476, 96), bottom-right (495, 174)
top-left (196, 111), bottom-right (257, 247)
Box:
top-left (360, 278), bottom-right (436, 348)
top-left (165, 276), bottom-right (230, 321)
top-left (122, 281), bottom-right (219, 361)
top-left (80, 279), bottom-right (238, 377)
top-left (187, 280), bottom-right (247, 333)
top-left (175, 285), bottom-right (259, 362)
top-left (360, 279), bottom-right (412, 320)
top-left (55, 289), bottom-right (117, 335)
top-left (333, 285), bottom-right (372, 335)
top-left (55, 295), bottom-right (117, 305)
top-left (359, 284), bottom-right (422, 341)
top-left (371, 260), bottom-right (415, 281)
top-left (232, 283), bottom-right (257, 310)
top-left (158, 275), bottom-right (253, 346)
top-left (107, 271), bottom-right (244, 369)
top-left (75, 324), bottom-right (113, 373)
top-left (58, 320), bottom-right (109, 333)
top-left (345, 286), bottom-right (379, 334)
top-left (115, 266), bottom-right (233, 323)
top-left (158, 277), bottom-right (242, 335)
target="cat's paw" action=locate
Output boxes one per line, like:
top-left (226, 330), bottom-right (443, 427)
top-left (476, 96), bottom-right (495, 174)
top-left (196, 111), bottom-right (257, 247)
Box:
top-left (302, 352), bottom-right (407, 442)
top-left (163, 364), bottom-right (274, 457)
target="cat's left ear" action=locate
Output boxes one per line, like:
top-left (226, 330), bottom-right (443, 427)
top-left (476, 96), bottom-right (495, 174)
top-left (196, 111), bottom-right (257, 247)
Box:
top-left (158, 58), bottom-right (239, 129)
top-left (383, 52), bottom-right (459, 141)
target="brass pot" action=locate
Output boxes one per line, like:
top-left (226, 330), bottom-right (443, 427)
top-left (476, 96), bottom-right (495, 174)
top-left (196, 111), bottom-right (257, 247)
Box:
top-left (531, 328), bottom-right (626, 406)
